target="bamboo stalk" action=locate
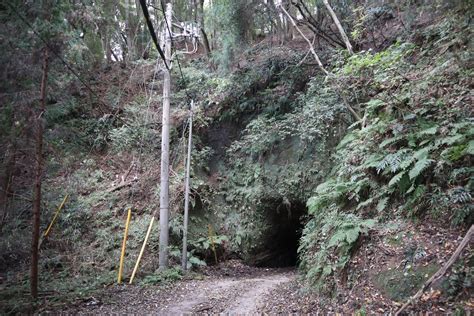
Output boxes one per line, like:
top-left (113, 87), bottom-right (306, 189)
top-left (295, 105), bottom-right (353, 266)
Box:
top-left (118, 208), bottom-right (132, 284)
top-left (129, 216), bottom-right (155, 284)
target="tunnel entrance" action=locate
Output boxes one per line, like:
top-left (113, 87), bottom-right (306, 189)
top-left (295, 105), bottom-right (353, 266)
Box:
top-left (252, 200), bottom-right (306, 268)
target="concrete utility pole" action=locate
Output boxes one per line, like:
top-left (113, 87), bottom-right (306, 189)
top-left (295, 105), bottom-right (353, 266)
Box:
top-left (159, 2), bottom-right (172, 269)
top-left (181, 100), bottom-right (194, 271)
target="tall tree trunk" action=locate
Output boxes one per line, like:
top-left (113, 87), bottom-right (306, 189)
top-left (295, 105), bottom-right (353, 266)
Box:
top-left (197, 0), bottom-right (211, 56)
top-left (267, 0), bottom-right (283, 44)
top-left (103, 0), bottom-right (114, 63)
top-left (31, 48), bottom-right (49, 299)
top-left (126, 0), bottom-right (136, 61)
top-left (134, 0), bottom-right (144, 58)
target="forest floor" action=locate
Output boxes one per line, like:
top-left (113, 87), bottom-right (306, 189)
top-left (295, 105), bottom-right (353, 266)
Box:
top-left (40, 221), bottom-right (472, 315)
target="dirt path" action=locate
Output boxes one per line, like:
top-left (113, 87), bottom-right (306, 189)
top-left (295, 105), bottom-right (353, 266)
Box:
top-left (159, 272), bottom-right (295, 315)
top-left (52, 262), bottom-right (297, 315)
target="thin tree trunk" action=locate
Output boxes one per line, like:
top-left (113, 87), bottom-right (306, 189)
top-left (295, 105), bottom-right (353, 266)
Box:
top-left (0, 147), bottom-right (15, 231)
top-left (322, 0), bottom-right (353, 54)
top-left (200, 29), bottom-right (211, 56)
top-left (134, 0), bottom-right (144, 58)
top-left (104, 32), bottom-right (112, 63)
top-left (0, 109), bottom-right (17, 231)
top-left (31, 48), bottom-right (49, 299)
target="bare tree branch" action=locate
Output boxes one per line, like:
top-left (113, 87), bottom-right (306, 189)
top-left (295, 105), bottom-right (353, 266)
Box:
top-left (279, 5), bottom-right (328, 75)
top-left (322, 0), bottom-right (353, 54)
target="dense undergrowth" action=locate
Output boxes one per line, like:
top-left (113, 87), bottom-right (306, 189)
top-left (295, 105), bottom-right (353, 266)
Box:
top-left (298, 15), bottom-right (473, 293)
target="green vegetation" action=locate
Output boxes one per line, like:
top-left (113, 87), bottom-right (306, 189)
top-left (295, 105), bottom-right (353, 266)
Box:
top-left (298, 14), bottom-right (473, 291)
top-left (0, 0), bottom-right (472, 314)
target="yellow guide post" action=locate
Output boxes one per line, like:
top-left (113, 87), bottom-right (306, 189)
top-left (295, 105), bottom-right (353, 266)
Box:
top-left (118, 208), bottom-right (132, 284)
top-left (129, 216), bottom-right (155, 284)
top-left (43, 194), bottom-right (69, 238)
top-left (208, 224), bottom-right (218, 265)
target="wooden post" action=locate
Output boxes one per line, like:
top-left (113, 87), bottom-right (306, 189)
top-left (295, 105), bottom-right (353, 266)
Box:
top-left (181, 100), bottom-right (194, 271)
top-left (158, 2), bottom-right (172, 270)
top-left (31, 47), bottom-right (49, 299)
top-left (118, 208), bottom-right (132, 284)
top-left (208, 224), bottom-right (218, 265)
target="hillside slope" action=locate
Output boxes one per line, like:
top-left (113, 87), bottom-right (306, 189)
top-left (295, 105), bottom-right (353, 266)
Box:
top-left (0, 2), bottom-right (472, 314)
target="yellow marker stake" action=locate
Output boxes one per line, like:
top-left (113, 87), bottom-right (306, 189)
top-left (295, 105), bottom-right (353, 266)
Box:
top-left (118, 208), bottom-right (132, 284)
top-left (43, 194), bottom-right (69, 238)
top-left (129, 216), bottom-right (155, 284)
top-left (208, 224), bottom-right (218, 265)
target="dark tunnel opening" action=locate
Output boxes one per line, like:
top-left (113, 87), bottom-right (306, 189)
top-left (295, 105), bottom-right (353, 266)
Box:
top-left (253, 200), bottom-right (306, 268)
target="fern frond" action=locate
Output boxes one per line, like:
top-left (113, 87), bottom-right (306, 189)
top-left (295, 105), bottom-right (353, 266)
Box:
top-left (376, 149), bottom-right (410, 173)
top-left (466, 140), bottom-right (474, 155)
top-left (449, 187), bottom-right (472, 204)
top-left (360, 153), bottom-right (384, 170)
top-left (413, 146), bottom-right (431, 160)
top-left (409, 158), bottom-right (434, 179)
top-left (435, 134), bottom-right (464, 147)
top-left (399, 154), bottom-right (416, 170)
top-left (389, 171), bottom-right (405, 187)
top-left (376, 197), bottom-right (389, 212)
top-left (356, 197), bottom-right (374, 210)
top-left (419, 125), bottom-right (438, 136)
top-left (337, 132), bottom-right (358, 149)
top-left (379, 135), bottom-right (404, 148)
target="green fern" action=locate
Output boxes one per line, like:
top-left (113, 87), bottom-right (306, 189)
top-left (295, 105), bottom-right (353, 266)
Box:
top-left (376, 197), bottom-right (389, 212)
top-left (299, 211), bottom-right (376, 293)
top-left (376, 150), bottom-right (410, 173)
top-left (419, 125), bottom-right (438, 136)
top-left (356, 197), bottom-right (374, 210)
top-left (409, 158), bottom-right (434, 179)
top-left (389, 171), bottom-right (406, 187)
top-left (435, 134), bottom-right (465, 147)
top-left (466, 140), bottom-right (474, 155)
top-left (379, 135), bottom-right (404, 148)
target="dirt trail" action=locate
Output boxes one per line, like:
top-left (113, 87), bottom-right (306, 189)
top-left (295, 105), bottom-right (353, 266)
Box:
top-left (53, 263), bottom-right (297, 315)
top-left (159, 272), bottom-right (295, 315)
